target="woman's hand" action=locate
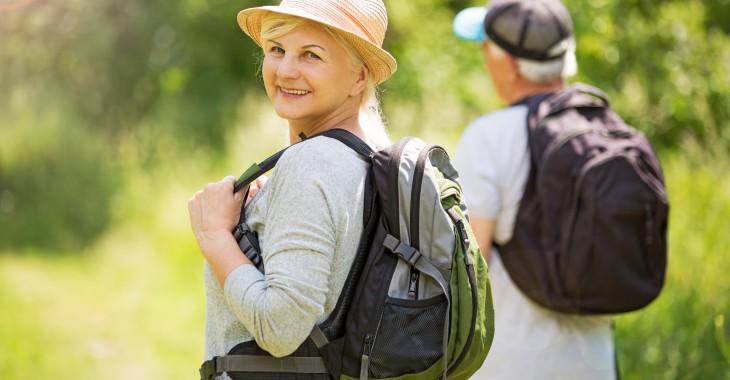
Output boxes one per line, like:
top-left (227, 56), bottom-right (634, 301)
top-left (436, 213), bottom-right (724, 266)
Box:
top-left (188, 176), bottom-right (245, 253)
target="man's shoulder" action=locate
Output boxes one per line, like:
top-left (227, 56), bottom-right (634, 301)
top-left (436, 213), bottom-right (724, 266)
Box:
top-left (463, 104), bottom-right (529, 138)
top-left (473, 104), bottom-right (528, 126)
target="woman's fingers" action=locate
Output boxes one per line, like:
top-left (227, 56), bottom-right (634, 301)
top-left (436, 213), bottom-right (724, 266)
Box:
top-left (188, 176), bottom-right (244, 238)
top-left (244, 175), bottom-right (268, 206)
top-left (255, 176), bottom-right (268, 188)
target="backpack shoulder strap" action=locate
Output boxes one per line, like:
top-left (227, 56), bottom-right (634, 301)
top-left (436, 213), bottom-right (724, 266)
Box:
top-left (524, 92), bottom-right (555, 131)
top-left (233, 129), bottom-right (374, 193)
top-left (233, 146), bottom-right (289, 193)
top-left (315, 128), bottom-right (375, 158)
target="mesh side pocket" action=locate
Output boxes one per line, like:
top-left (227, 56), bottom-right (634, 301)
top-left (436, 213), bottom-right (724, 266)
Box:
top-left (368, 294), bottom-right (448, 378)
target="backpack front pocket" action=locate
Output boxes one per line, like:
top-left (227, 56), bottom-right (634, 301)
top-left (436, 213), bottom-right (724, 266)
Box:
top-left (366, 294), bottom-right (447, 378)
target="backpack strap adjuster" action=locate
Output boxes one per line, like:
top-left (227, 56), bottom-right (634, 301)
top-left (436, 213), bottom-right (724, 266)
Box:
top-left (199, 356), bottom-right (220, 380)
top-left (383, 234), bottom-right (421, 266)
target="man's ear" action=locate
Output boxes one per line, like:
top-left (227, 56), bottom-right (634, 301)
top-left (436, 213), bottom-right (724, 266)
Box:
top-left (350, 65), bottom-right (369, 97)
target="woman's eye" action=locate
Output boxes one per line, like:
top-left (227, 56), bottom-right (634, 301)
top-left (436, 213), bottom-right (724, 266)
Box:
top-left (306, 52), bottom-right (321, 60)
top-left (269, 46), bottom-right (284, 54)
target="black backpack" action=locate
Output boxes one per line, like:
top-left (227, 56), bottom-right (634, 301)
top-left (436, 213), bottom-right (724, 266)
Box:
top-left (496, 83), bottom-right (669, 314)
top-left (200, 129), bottom-right (494, 380)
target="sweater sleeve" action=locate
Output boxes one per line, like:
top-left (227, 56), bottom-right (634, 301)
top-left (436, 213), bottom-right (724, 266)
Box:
top-left (222, 139), bottom-right (364, 357)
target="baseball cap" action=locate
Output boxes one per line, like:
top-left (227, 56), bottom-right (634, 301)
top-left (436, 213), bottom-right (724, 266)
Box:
top-left (452, 0), bottom-right (574, 61)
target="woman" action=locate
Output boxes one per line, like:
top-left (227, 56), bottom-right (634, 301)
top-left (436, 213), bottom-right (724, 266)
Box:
top-left (187, 0), bottom-right (396, 378)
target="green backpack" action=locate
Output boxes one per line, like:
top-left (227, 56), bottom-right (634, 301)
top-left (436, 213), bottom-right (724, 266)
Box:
top-left (200, 129), bottom-right (494, 380)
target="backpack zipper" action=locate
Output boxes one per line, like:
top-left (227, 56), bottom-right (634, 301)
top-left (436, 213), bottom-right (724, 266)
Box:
top-left (360, 253), bottom-right (397, 377)
top-left (409, 144), bottom-right (446, 300)
top-left (411, 144), bottom-right (445, 246)
top-left (446, 209), bottom-right (479, 373)
top-left (535, 125), bottom-right (640, 185)
top-left (644, 203), bottom-right (654, 246)
top-left (633, 153), bottom-right (668, 200)
top-left (361, 334), bottom-right (372, 379)
top-left (361, 308), bottom-right (386, 379)
top-left (575, 152), bottom-right (664, 200)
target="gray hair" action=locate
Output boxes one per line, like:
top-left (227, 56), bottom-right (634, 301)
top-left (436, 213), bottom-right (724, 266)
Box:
top-left (490, 38), bottom-right (578, 84)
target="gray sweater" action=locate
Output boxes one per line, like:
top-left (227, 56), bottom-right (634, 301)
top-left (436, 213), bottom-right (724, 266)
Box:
top-left (203, 137), bottom-right (369, 363)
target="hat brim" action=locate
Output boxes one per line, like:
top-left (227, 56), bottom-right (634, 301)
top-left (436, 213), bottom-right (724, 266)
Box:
top-left (452, 7), bottom-right (488, 42)
top-left (238, 6), bottom-right (397, 85)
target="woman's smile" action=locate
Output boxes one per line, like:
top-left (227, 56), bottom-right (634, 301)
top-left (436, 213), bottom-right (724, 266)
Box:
top-left (278, 86), bottom-right (310, 96)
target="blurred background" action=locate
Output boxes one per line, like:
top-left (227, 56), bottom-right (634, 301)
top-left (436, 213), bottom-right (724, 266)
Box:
top-left (1, 0), bottom-right (729, 378)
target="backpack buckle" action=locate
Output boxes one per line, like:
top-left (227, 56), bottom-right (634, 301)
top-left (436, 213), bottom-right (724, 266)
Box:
top-left (383, 234), bottom-right (421, 266)
top-left (199, 357), bottom-right (219, 380)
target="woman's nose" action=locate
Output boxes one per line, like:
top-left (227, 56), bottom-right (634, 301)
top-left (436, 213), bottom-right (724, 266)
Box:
top-left (277, 55), bottom-right (300, 79)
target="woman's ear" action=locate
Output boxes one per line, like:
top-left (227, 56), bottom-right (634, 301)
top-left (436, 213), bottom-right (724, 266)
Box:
top-left (349, 65), bottom-right (369, 97)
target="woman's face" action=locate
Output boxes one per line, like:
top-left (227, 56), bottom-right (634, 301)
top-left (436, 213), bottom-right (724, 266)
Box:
top-left (262, 22), bottom-right (365, 127)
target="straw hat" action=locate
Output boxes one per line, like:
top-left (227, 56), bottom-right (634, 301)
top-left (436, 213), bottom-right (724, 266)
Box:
top-left (237, 0), bottom-right (397, 85)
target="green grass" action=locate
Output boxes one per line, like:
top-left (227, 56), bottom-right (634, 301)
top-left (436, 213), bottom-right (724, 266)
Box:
top-left (0, 104), bottom-right (291, 379)
top-left (0, 216), bottom-right (206, 378)
top-left (1, 132), bottom-right (730, 378)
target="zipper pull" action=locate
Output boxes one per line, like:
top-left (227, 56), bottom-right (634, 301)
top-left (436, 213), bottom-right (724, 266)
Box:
top-left (457, 220), bottom-right (471, 251)
top-left (408, 270), bottom-right (420, 298)
top-left (448, 208), bottom-right (474, 266)
top-left (455, 218), bottom-right (474, 266)
top-left (361, 334), bottom-right (372, 379)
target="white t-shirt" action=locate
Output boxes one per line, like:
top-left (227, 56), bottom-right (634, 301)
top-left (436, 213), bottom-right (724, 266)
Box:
top-left (455, 105), bottom-right (617, 380)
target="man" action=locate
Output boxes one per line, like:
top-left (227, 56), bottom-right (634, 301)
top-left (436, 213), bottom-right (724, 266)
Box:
top-left (452, 0), bottom-right (617, 378)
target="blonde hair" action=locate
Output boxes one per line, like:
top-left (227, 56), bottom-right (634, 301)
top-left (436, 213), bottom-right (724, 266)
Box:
top-left (489, 41), bottom-right (577, 84)
top-left (260, 14), bottom-right (390, 148)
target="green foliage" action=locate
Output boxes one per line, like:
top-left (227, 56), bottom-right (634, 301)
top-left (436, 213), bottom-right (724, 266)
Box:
top-left (0, 0), bottom-right (267, 250)
top-left (563, 0), bottom-right (730, 150)
top-left (0, 0), bottom-right (265, 149)
top-left (382, 0), bottom-right (498, 138)
top-left (2, 0), bottom-right (729, 250)
top-left (0, 106), bottom-right (119, 251)
top-left (1, 0), bottom-right (730, 377)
